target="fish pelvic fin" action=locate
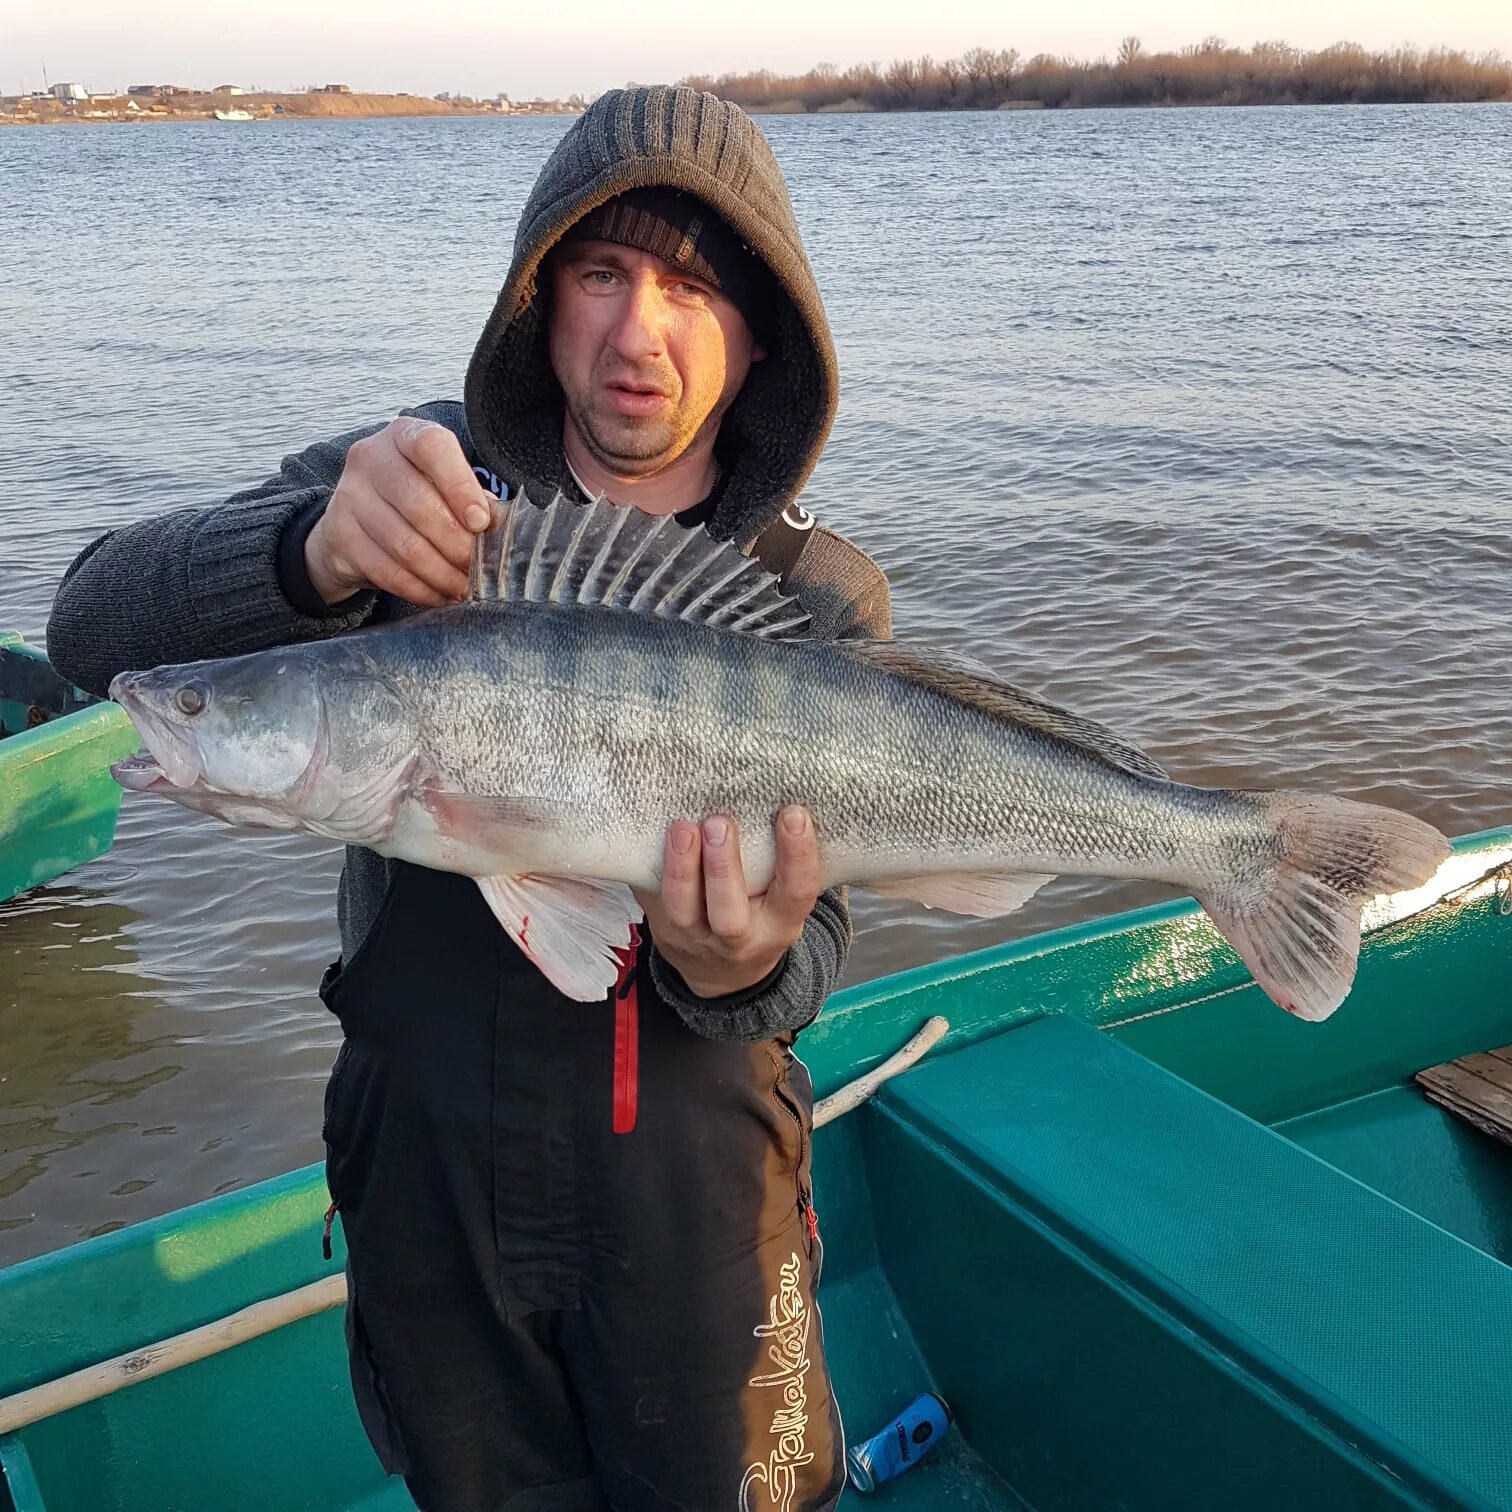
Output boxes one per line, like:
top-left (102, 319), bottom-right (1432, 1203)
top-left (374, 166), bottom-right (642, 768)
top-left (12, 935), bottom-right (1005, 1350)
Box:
top-left (469, 489), bottom-right (812, 640)
top-left (839, 641), bottom-right (1169, 782)
top-left (863, 868), bottom-right (1056, 916)
top-left (1196, 794), bottom-right (1450, 1022)
top-left (475, 872), bottom-right (643, 1001)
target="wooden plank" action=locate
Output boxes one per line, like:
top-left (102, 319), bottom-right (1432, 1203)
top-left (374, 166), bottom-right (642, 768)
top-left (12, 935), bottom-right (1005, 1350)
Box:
top-left (1417, 1046), bottom-right (1512, 1149)
top-left (1454, 1052), bottom-right (1512, 1082)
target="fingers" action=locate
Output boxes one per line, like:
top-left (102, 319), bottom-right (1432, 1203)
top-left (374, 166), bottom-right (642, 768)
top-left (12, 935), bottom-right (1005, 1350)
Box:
top-left (353, 485), bottom-right (471, 602)
top-left (389, 418), bottom-right (496, 533)
top-left (657, 820), bottom-right (705, 932)
top-left (638, 811), bottom-right (816, 1000)
top-left (362, 428), bottom-right (479, 570)
top-left (342, 511), bottom-right (458, 608)
top-left (759, 807), bottom-right (821, 933)
top-left (320, 420), bottom-right (497, 607)
top-left (701, 815), bottom-right (752, 939)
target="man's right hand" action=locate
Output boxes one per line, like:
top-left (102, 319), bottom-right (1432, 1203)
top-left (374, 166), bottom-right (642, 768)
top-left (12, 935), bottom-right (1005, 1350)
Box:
top-left (304, 417), bottom-right (497, 607)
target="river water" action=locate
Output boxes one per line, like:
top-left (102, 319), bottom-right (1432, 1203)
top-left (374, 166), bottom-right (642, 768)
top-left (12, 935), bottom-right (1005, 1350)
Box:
top-left (2, 104), bottom-right (1510, 1264)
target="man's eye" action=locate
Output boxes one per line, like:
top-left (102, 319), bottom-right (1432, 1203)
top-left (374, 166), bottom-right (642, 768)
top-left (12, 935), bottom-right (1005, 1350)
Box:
top-left (585, 269), bottom-right (617, 287)
top-left (670, 281), bottom-right (710, 301)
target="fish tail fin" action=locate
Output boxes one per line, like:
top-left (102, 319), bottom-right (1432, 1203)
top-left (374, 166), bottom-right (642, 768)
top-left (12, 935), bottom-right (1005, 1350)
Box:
top-left (1195, 793), bottom-right (1450, 1022)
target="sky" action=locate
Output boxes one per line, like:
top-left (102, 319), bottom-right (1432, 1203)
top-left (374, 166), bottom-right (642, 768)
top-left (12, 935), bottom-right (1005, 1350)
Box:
top-left (9, 0), bottom-right (1509, 100)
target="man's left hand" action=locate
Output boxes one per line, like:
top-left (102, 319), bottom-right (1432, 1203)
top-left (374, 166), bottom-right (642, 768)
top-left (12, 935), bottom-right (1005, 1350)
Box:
top-left (634, 808), bottom-right (820, 1000)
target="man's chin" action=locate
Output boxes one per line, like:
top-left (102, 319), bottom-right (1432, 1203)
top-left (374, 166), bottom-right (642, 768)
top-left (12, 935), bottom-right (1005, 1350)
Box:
top-left (581, 416), bottom-right (684, 474)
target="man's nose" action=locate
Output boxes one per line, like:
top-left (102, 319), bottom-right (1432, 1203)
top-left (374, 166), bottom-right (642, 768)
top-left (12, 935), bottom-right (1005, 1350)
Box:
top-left (608, 275), bottom-right (668, 362)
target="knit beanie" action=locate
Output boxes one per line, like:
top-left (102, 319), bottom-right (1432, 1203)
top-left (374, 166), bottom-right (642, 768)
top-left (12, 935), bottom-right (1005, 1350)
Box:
top-left (559, 187), bottom-right (774, 343)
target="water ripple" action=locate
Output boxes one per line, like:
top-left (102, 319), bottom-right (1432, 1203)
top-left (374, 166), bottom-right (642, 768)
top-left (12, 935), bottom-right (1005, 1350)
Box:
top-left (2, 104), bottom-right (1510, 1260)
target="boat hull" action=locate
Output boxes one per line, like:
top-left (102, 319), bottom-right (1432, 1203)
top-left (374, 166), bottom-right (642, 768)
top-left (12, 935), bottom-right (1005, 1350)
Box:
top-left (0, 635), bottom-right (139, 904)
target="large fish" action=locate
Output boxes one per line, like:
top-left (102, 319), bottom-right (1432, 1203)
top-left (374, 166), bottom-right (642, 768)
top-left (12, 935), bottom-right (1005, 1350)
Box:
top-left (109, 492), bottom-right (1449, 1017)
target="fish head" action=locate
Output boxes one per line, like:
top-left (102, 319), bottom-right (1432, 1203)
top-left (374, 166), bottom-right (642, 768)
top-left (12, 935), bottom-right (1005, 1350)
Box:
top-left (109, 647), bottom-right (420, 844)
top-left (110, 653), bottom-right (322, 800)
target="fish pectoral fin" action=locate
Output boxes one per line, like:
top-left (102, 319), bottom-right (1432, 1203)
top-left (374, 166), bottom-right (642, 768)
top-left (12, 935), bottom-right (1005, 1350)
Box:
top-left (422, 790), bottom-right (575, 847)
top-left (862, 869), bottom-right (1056, 917)
top-left (475, 873), bottom-right (643, 1001)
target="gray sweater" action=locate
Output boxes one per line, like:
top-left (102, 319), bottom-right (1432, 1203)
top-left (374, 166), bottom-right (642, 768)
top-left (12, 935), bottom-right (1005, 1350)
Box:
top-left (48, 401), bottom-right (893, 1041)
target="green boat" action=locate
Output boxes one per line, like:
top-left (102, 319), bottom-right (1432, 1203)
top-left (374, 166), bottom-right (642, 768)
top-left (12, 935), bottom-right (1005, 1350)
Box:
top-left (2, 742), bottom-right (1510, 1507)
top-left (0, 633), bottom-right (139, 904)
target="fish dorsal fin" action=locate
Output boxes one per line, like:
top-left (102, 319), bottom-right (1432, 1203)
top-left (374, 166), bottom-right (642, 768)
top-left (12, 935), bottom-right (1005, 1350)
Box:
top-left (469, 490), bottom-right (812, 640)
top-left (843, 641), bottom-right (1169, 782)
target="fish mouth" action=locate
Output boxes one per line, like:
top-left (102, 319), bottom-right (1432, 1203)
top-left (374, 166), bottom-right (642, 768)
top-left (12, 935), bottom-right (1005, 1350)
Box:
top-left (109, 673), bottom-right (206, 794)
top-left (110, 751), bottom-right (177, 792)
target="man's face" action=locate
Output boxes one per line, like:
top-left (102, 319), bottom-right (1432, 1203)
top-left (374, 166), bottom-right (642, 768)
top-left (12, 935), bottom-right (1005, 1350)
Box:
top-left (548, 239), bottom-right (764, 476)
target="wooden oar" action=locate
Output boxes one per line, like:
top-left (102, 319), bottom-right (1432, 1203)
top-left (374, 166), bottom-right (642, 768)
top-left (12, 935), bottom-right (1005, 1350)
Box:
top-left (0, 1274), bottom-right (349, 1435)
top-left (0, 1015), bottom-right (949, 1436)
top-left (812, 1014), bottom-right (949, 1127)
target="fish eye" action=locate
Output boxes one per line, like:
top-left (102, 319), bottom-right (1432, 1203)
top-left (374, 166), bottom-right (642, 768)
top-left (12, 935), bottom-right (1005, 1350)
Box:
top-left (175, 681), bottom-right (209, 717)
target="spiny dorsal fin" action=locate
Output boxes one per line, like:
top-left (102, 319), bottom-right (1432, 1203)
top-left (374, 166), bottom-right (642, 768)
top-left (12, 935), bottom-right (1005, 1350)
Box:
top-left (470, 490), bottom-right (812, 640)
top-left (842, 640), bottom-right (1169, 782)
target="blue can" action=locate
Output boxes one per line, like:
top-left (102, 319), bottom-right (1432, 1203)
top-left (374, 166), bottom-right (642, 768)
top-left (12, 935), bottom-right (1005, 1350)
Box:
top-left (845, 1391), bottom-right (952, 1492)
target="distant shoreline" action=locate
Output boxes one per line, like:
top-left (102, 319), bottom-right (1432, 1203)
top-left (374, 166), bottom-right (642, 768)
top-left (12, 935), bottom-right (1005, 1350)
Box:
top-left (686, 41), bottom-right (1512, 115)
top-left (7, 94), bottom-right (1511, 128)
top-left (8, 44), bottom-right (1512, 130)
top-left (743, 95), bottom-right (1512, 114)
top-left (0, 90), bottom-right (582, 127)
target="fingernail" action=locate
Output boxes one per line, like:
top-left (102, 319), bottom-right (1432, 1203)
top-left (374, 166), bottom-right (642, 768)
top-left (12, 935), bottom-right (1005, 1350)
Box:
top-left (781, 807), bottom-right (808, 837)
top-left (465, 504), bottom-right (490, 531)
top-left (670, 823), bottom-right (694, 854)
top-left (703, 816), bottom-right (728, 848)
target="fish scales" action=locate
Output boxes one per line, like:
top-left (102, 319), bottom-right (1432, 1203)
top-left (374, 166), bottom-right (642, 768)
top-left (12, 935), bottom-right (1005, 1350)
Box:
top-left (369, 602), bottom-right (1267, 893)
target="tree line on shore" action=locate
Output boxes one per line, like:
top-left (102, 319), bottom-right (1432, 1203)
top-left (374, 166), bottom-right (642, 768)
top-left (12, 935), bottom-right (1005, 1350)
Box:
top-left (678, 39), bottom-right (1512, 113)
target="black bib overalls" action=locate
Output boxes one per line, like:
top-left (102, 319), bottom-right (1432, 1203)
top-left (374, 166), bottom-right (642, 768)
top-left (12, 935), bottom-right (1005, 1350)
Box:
top-left (319, 860), bottom-right (845, 1511)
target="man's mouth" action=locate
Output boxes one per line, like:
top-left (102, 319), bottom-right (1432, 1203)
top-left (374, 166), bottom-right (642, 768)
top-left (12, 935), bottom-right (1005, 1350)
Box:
top-left (604, 380), bottom-right (672, 417)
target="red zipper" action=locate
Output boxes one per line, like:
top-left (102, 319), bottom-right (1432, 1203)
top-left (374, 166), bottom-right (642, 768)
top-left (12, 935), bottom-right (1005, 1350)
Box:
top-left (612, 925), bottom-right (641, 1135)
top-left (802, 1192), bottom-right (819, 1252)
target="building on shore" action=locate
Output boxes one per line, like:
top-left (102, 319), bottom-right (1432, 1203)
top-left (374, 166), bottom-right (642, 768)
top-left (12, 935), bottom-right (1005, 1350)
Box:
top-left (318, 83), bottom-right (351, 94)
top-left (212, 84), bottom-right (245, 95)
top-left (51, 82), bottom-right (88, 102)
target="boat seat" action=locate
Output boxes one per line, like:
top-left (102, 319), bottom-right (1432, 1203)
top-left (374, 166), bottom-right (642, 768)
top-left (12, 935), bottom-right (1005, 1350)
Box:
top-left (876, 1013), bottom-right (1512, 1512)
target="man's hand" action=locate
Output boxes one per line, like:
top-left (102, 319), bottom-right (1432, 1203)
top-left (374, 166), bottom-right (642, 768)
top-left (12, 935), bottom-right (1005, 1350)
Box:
top-left (635, 808), bottom-right (821, 1000)
top-left (305, 417), bottom-right (496, 607)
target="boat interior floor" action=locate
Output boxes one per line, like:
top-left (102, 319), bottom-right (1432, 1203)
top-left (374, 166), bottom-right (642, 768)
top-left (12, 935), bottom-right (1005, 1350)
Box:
top-left (342, 1448), bottom-right (1027, 1511)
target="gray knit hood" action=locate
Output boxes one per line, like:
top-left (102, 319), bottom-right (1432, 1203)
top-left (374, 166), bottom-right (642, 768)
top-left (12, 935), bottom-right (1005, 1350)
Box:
top-left (463, 86), bottom-right (839, 544)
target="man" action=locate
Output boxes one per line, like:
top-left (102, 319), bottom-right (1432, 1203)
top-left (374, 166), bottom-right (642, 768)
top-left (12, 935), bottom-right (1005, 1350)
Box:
top-left (49, 85), bottom-right (890, 1510)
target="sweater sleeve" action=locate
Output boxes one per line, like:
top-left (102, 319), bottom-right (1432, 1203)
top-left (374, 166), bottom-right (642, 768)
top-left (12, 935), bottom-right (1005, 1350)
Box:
top-left (45, 423), bottom-right (389, 697)
top-left (44, 397), bottom-right (468, 697)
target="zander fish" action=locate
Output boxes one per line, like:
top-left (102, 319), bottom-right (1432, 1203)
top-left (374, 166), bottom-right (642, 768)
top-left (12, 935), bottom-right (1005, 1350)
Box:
top-left (109, 492), bottom-right (1449, 1014)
